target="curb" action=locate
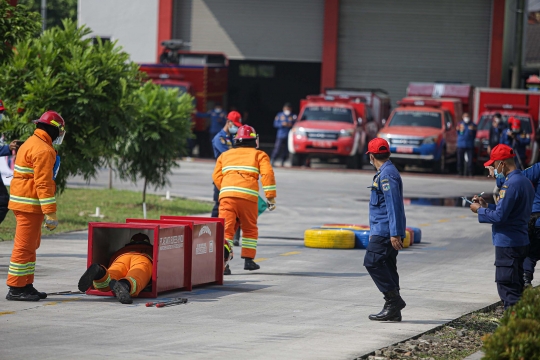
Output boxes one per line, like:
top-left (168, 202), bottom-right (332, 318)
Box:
top-left (354, 300), bottom-right (502, 359)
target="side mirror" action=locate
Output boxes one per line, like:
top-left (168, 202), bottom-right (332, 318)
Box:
top-left (382, 118), bottom-right (387, 125)
top-left (446, 121), bottom-right (452, 130)
top-left (358, 117), bottom-right (363, 125)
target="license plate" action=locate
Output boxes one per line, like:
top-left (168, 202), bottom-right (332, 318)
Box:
top-left (396, 147), bottom-right (414, 154)
top-left (313, 141), bottom-right (333, 148)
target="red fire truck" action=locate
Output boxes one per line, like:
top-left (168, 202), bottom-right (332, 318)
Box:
top-left (473, 88), bottom-right (540, 166)
top-left (139, 41), bottom-right (228, 142)
top-left (288, 95), bottom-right (367, 169)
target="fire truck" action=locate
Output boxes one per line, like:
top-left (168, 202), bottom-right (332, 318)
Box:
top-left (288, 90), bottom-right (390, 169)
top-left (473, 88), bottom-right (540, 166)
top-left (139, 40), bottom-right (228, 137)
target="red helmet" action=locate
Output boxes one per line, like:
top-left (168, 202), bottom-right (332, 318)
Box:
top-left (508, 117), bottom-right (521, 130)
top-left (33, 111), bottom-right (66, 145)
top-left (235, 125), bottom-right (258, 141)
top-left (0, 100), bottom-right (5, 111)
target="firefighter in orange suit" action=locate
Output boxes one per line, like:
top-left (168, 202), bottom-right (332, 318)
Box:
top-left (213, 125), bottom-right (276, 273)
top-left (6, 111), bottom-right (66, 302)
top-left (78, 233), bottom-right (153, 304)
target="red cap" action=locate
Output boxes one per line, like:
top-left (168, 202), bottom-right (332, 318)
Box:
top-left (227, 111), bottom-right (242, 127)
top-left (484, 144), bottom-right (515, 167)
top-left (0, 100), bottom-right (4, 111)
top-left (366, 138), bottom-right (391, 154)
top-left (508, 117), bottom-right (521, 130)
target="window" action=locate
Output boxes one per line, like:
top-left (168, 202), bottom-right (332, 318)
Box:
top-left (388, 111), bottom-right (442, 129)
top-left (300, 107), bottom-right (354, 124)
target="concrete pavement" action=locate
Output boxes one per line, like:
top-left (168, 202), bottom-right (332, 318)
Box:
top-left (0, 162), bottom-right (526, 359)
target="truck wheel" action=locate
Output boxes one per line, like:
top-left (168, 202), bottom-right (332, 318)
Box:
top-left (290, 154), bottom-right (305, 167)
top-left (346, 153), bottom-right (362, 169)
top-left (433, 151), bottom-right (446, 173)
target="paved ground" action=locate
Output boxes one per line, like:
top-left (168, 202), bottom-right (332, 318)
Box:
top-left (0, 161), bottom-right (528, 360)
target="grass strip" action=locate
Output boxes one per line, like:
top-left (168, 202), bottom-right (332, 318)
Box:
top-left (0, 188), bottom-right (212, 241)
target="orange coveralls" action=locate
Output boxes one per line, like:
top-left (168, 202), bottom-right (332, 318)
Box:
top-left (7, 129), bottom-right (57, 288)
top-left (212, 147), bottom-right (276, 259)
top-left (92, 244), bottom-right (153, 297)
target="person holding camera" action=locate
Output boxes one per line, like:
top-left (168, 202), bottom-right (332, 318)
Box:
top-left (501, 117), bottom-right (530, 169)
top-left (470, 144), bottom-right (534, 309)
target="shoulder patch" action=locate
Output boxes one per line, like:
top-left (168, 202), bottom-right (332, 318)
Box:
top-left (499, 189), bottom-right (506, 199)
top-left (382, 183), bottom-right (390, 191)
top-left (502, 185), bottom-right (508, 189)
top-left (381, 178), bottom-right (389, 183)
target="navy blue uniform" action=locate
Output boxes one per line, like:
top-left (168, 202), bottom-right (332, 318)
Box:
top-left (209, 110), bottom-right (227, 140)
top-left (457, 121), bottom-right (477, 176)
top-left (363, 160), bottom-right (406, 293)
top-left (497, 163), bottom-right (540, 278)
top-left (271, 112), bottom-right (296, 165)
top-left (0, 145), bottom-right (11, 224)
top-left (478, 169), bottom-right (534, 308)
top-left (501, 131), bottom-right (530, 169)
top-left (211, 130), bottom-right (233, 217)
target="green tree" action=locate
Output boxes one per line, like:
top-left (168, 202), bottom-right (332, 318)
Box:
top-left (0, 19), bottom-right (143, 190)
top-left (0, 0), bottom-right (41, 64)
top-left (115, 81), bottom-right (193, 206)
top-left (17, 0), bottom-right (77, 30)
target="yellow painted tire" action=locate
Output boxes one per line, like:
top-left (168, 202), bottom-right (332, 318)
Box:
top-left (403, 230), bottom-right (412, 248)
top-left (322, 224), bottom-right (370, 230)
top-left (304, 229), bottom-right (355, 249)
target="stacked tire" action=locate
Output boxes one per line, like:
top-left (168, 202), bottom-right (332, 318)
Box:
top-left (304, 224), bottom-right (422, 250)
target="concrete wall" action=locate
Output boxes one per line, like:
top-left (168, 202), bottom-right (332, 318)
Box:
top-left (78, 0), bottom-right (158, 63)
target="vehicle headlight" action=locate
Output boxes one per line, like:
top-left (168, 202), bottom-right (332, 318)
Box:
top-left (377, 133), bottom-right (388, 140)
top-left (293, 127), bottom-right (307, 136)
top-left (339, 129), bottom-right (354, 137)
top-left (423, 136), bottom-right (437, 145)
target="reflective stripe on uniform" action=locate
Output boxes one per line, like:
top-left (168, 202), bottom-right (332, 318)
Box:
top-left (222, 166), bottom-right (260, 174)
top-left (8, 261), bottom-right (35, 276)
top-left (263, 185), bottom-right (276, 191)
top-left (39, 197), bottom-right (56, 205)
top-left (241, 237), bottom-right (258, 250)
top-left (9, 195), bottom-right (40, 205)
top-left (128, 277), bottom-right (137, 295)
top-left (14, 165), bottom-right (34, 174)
top-left (220, 186), bottom-right (259, 197)
top-left (93, 274), bottom-right (111, 289)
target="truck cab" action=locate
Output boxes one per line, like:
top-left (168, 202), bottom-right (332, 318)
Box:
top-left (378, 97), bottom-right (461, 172)
top-left (288, 96), bottom-right (367, 169)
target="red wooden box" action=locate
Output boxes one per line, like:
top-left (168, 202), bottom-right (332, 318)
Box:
top-left (86, 222), bottom-right (190, 298)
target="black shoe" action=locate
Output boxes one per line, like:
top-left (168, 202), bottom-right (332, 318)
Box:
top-left (244, 258), bottom-right (260, 271)
top-left (109, 279), bottom-right (133, 304)
top-left (78, 263), bottom-right (106, 292)
top-left (368, 290), bottom-right (406, 321)
top-left (6, 286), bottom-right (40, 301)
top-left (524, 272), bottom-right (533, 288)
top-left (224, 264), bottom-right (231, 275)
top-left (25, 284), bottom-right (47, 299)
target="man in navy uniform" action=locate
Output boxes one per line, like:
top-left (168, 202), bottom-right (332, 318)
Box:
top-left (456, 112), bottom-right (477, 176)
top-left (209, 103), bottom-right (228, 143)
top-left (364, 138), bottom-right (407, 322)
top-left (500, 117), bottom-right (530, 169)
top-left (271, 103), bottom-right (296, 167)
top-left (471, 144), bottom-right (534, 309)
top-left (494, 162), bottom-right (540, 288)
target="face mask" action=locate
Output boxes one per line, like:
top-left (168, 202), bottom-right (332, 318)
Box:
top-left (229, 125), bottom-right (238, 134)
top-left (215, 108), bottom-right (222, 113)
top-left (0, 114), bottom-right (3, 122)
top-left (463, 117), bottom-right (470, 123)
top-left (494, 162), bottom-right (504, 179)
top-left (283, 110), bottom-right (291, 116)
top-left (369, 156), bottom-right (375, 168)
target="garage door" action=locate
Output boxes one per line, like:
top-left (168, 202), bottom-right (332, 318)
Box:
top-left (172, 0), bottom-right (324, 62)
top-left (336, 0), bottom-right (492, 104)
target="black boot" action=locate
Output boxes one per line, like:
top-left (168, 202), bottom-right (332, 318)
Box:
top-left (78, 263), bottom-right (106, 292)
top-left (109, 279), bottom-right (133, 304)
top-left (524, 272), bottom-right (533, 288)
top-left (244, 258), bottom-right (260, 271)
top-left (25, 284), bottom-right (47, 299)
top-left (224, 264), bottom-right (231, 275)
top-left (6, 286), bottom-right (40, 301)
top-left (368, 290), bottom-right (406, 321)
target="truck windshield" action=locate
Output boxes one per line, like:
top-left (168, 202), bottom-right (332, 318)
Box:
top-left (301, 107), bottom-right (354, 123)
top-left (161, 85), bottom-right (188, 94)
top-left (388, 111), bottom-right (442, 129)
top-left (478, 115), bottom-right (532, 133)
